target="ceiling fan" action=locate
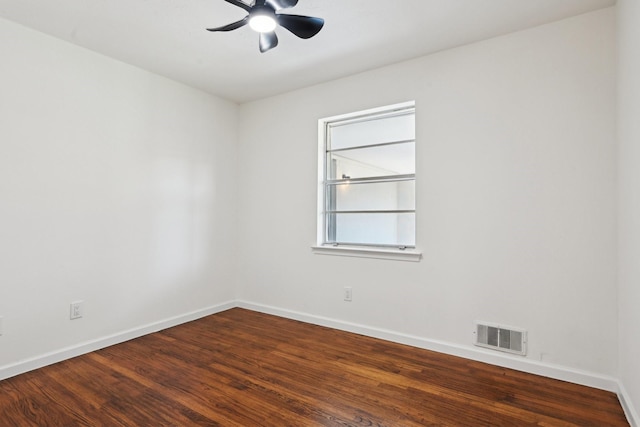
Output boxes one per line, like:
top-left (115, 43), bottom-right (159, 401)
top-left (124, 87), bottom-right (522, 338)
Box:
top-left (207, 0), bottom-right (324, 53)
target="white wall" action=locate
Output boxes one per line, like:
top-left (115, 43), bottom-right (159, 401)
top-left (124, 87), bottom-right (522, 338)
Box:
top-left (237, 8), bottom-right (617, 376)
top-left (617, 0), bottom-right (640, 420)
top-left (0, 17), bottom-right (238, 367)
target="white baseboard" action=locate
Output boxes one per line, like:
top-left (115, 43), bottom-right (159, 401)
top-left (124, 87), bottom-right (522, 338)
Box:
top-left (236, 301), bottom-right (620, 391)
top-left (618, 382), bottom-right (640, 427)
top-left (0, 300), bottom-right (236, 381)
top-left (237, 300), bottom-right (640, 426)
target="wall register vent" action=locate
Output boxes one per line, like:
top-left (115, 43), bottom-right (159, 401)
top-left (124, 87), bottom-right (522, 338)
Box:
top-left (474, 322), bottom-right (527, 356)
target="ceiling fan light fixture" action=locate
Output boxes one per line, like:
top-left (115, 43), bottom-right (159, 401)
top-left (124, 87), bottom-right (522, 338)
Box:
top-left (207, 0), bottom-right (324, 52)
top-left (249, 11), bottom-right (277, 33)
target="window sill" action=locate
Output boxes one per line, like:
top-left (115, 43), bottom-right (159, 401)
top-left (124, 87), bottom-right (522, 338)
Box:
top-left (311, 245), bottom-right (422, 262)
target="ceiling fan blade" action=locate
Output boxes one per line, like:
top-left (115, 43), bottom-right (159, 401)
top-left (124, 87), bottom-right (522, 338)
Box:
top-left (222, 0), bottom-right (252, 12)
top-left (206, 16), bottom-right (249, 32)
top-left (266, 0), bottom-right (298, 9)
top-left (277, 14), bottom-right (324, 39)
top-left (259, 31), bottom-right (278, 53)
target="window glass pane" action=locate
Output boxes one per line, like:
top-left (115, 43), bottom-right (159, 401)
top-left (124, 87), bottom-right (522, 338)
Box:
top-left (320, 102), bottom-right (416, 250)
top-left (329, 213), bottom-right (415, 247)
top-left (328, 142), bottom-right (415, 180)
top-left (330, 181), bottom-right (415, 211)
top-left (329, 113), bottom-right (414, 150)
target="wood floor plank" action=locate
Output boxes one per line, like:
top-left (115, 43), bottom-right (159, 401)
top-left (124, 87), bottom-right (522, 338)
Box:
top-left (0, 308), bottom-right (629, 426)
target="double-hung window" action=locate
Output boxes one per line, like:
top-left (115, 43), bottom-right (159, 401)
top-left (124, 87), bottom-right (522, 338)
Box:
top-left (316, 101), bottom-right (417, 259)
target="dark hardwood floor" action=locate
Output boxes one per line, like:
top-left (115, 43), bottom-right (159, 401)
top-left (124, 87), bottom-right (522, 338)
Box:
top-left (0, 308), bottom-right (629, 426)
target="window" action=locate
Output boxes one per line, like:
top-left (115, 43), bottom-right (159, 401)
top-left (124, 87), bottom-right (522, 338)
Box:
top-left (316, 101), bottom-right (418, 260)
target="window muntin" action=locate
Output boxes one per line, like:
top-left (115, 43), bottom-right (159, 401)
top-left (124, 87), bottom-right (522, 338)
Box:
top-left (328, 113), bottom-right (415, 150)
top-left (320, 103), bottom-right (416, 249)
top-left (327, 141), bottom-right (415, 179)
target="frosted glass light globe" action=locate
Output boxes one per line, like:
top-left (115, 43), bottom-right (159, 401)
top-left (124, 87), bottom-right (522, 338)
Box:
top-left (249, 15), bottom-right (277, 33)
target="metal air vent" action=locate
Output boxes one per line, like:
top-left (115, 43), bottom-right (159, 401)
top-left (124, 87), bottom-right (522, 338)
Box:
top-left (474, 322), bottom-right (527, 356)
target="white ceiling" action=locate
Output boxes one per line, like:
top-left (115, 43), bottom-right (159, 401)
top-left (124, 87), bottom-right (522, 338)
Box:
top-left (0, 0), bottom-right (615, 103)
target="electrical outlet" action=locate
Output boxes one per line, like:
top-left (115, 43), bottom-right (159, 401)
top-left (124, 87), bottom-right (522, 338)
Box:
top-left (70, 301), bottom-right (83, 320)
top-left (344, 287), bottom-right (352, 302)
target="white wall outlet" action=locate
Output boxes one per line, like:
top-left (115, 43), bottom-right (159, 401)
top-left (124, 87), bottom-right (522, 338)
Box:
top-left (344, 287), bottom-right (352, 302)
top-left (70, 301), bottom-right (83, 320)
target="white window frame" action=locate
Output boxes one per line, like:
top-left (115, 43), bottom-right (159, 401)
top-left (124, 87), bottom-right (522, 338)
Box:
top-left (313, 101), bottom-right (421, 262)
